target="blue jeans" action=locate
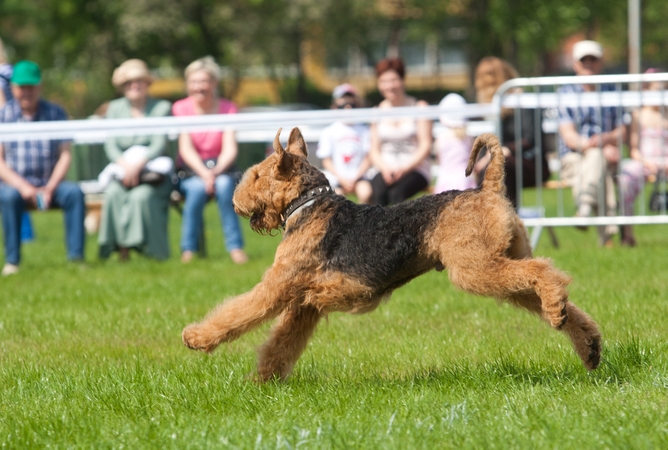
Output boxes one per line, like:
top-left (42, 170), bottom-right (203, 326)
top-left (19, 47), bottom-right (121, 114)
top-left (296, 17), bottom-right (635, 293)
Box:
top-left (179, 174), bottom-right (244, 253)
top-left (0, 181), bottom-right (85, 265)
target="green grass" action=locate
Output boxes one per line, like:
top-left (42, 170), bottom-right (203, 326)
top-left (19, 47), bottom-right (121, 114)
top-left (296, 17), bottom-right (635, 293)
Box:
top-left (1, 197), bottom-right (668, 449)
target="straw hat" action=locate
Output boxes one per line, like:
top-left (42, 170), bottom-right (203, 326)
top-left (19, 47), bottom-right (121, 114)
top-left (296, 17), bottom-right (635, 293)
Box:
top-left (111, 59), bottom-right (154, 88)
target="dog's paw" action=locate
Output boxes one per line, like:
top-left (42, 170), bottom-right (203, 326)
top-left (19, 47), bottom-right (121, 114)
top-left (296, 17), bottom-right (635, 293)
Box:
top-left (182, 324), bottom-right (217, 353)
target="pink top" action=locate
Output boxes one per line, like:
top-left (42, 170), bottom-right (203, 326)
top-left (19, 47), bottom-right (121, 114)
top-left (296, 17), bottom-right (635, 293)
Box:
top-left (172, 97), bottom-right (238, 160)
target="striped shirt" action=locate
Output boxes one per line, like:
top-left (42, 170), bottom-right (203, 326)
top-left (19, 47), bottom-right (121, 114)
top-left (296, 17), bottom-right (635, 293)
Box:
top-left (0, 63), bottom-right (12, 102)
top-left (557, 83), bottom-right (621, 157)
top-left (0, 98), bottom-right (69, 186)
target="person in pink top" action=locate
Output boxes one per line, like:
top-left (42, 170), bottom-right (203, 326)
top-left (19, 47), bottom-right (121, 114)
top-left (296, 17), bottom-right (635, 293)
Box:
top-left (433, 93), bottom-right (476, 193)
top-left (172, 56), bottom-right (247, 264)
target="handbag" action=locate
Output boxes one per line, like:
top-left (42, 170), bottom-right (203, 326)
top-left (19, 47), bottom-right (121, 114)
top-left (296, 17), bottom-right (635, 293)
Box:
top-left (649, 177), bottom-right (668, 212)
top-left (177, 158), bottom-right (217, 180)
top-left (138, 170), bottom-right (166, 185)
top-left (176, 158), bottom-right (241, 183)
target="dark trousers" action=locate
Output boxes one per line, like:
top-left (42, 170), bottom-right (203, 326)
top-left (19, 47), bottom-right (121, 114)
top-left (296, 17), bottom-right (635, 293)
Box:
top-left (371, 171), bottom-right (429, 206)
top-left (504, 155), bottom-right (550, 209)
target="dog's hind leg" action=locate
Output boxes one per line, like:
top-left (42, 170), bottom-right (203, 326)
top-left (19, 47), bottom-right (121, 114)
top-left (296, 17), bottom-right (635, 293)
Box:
top-left (257, 304), bottom-right (321, 381)
top-left (182, 273), bottom-right (294, 353)
top-left (448, 257), bottom-right (571, 330)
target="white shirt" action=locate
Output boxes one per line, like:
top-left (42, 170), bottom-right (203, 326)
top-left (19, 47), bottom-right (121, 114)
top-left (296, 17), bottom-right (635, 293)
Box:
top-left (316, 122), bottom-right (370, 181)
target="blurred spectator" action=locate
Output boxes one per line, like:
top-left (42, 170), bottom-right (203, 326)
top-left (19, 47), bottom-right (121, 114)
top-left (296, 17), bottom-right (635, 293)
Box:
top-left (433, 93), bottom-right (476, 193)
top-left (98, 59), bottom-right (173, 261)
top-left (172, 56), bottom-right (247, 264)
top-left (617, 69), bottom-right (668, 246)
top-left (369, 57), bottom-right (432, 206)
top-left (0, 61), bottom-right (85, 276)
top-left (0, 37), bottom-right (12, 107)
top-left (558, 40), bottom-right (624, 246)
top-left (473, 56), bottom-right (550, 208)
top-left (316, 83), bottom-right (372, 203)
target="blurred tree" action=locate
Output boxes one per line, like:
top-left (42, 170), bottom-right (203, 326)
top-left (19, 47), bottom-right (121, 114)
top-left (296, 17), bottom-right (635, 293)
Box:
top-left (0, 0), bottom-right (665, 116)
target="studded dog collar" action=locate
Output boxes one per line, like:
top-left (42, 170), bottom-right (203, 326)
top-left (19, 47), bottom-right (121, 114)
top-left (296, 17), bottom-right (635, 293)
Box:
top-left (281, 185), bottom-right (334, 227)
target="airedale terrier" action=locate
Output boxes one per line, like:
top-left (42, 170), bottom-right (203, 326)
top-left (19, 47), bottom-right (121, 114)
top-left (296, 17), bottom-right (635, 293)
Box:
top-left (182, 128), bottom-right (601, 381)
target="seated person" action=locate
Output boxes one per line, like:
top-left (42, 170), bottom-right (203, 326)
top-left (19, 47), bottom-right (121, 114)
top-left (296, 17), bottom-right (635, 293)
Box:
top-left (98, 59), bottom-right (173, 261)
top-left (433, 93), bottom-right (476, 193)
top-left (0, 61), bottom-right (85, 276)
top-left (472, 57), bottom-right (550, 208)
top-left (369, 57), bottom-right (432, 206)
top-left (172, 56), bottom-right (247, 264)
top-left (316, 83), bottom-right (372, 203)
top-left (617, 69), bottom-right (668, 246)
top-left (558, 41), bottom-right (624, 246)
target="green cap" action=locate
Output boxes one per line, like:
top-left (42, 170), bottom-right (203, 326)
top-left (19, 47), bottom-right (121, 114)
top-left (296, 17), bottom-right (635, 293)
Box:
top-left (11, 60), bottom-right (42, 86)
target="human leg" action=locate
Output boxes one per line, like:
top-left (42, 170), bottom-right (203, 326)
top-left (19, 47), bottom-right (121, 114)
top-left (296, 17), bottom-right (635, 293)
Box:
top-left (0, 185), bottom-right (25, 266)
top-left (354, 179), bottom-right (373, 204)
top-left (132, 180), bottom-right (171, 260)
top-left (214, 174), bottom-right (246, 263)
top-left (386, 171), bottom-right (428, 205)
top-left (51, 181), bottom-right (85, 261)
top-left (370, 173), bottom-right (389, 205)
top-left (180, 176), bottom-right (209, 254)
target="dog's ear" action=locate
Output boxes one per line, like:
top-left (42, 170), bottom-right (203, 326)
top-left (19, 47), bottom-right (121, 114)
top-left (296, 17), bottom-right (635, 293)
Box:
top-left (273, 128), bottom-right (295, 175)
top-left (273, 128), bottom-right (285, 157)
top-left (286, 127), bottom-right (308, 157)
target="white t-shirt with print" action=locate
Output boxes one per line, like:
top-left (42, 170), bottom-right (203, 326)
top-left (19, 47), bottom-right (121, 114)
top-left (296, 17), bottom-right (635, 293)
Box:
top-left (316, 122), bottom-right (370, 186)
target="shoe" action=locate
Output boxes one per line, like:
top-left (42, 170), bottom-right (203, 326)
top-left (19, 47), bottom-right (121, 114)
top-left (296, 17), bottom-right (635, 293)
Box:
top-left (1, 263), bottom-right (19, 276)
top-left (621, 235), bottom-right (637, 247)
top-left (599, 236), bottom-right (615, 248)
top-left (230, 249), bottom-right (248, 265)
top-left (181, 251), bottom-right (194, 264)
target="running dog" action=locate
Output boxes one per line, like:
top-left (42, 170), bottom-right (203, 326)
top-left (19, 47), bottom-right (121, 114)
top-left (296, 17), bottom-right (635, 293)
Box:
top-left (182, 128), bottom-right (602, 381)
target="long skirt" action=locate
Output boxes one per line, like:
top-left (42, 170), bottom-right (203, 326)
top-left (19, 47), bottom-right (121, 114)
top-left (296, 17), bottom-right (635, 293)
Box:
top-left (98, 178), bottom-right (172, 260)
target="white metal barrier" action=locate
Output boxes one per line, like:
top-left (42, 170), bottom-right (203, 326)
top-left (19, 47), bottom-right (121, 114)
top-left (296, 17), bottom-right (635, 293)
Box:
top-left (492, 72), bottom-right (668, 236)
top-left (1, 72), bottom-right (667, 245)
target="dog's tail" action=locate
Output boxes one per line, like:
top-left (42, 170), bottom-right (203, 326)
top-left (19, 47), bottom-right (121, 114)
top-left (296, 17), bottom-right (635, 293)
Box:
top-left (466, 133), bottom-right (506, 195)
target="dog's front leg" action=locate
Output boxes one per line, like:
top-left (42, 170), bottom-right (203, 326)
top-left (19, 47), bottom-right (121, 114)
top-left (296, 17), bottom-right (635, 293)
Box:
top-left (182, 271), bottom-right (293, 353)
top-left (257, 304), bottom-right (321, 382)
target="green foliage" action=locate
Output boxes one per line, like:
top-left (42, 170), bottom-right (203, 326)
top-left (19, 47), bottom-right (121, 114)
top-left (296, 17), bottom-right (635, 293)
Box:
top-left (1, 0), bottom-right (667, 117)
top-left (1, 194), bottom-right (668, 447)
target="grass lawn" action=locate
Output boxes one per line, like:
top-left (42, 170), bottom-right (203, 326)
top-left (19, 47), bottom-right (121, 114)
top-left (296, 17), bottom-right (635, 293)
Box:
top-left (1, 196), bottom-right (667, 449)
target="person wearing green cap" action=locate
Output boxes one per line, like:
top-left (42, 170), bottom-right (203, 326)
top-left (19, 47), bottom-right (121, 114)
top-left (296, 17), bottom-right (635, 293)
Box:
top-left (0, 60), bottom-right (85, 276)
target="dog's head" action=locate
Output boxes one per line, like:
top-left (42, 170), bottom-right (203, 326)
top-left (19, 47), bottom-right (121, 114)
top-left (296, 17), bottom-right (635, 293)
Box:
top-left (233, 127), bottom-right (329, 234)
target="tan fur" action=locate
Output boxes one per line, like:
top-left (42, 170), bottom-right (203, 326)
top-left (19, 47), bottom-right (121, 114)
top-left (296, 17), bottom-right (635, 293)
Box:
top-left (182, 129), bottom-right (602, 381)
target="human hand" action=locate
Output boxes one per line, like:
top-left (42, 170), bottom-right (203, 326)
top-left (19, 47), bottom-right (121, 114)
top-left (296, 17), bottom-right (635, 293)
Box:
top-left (120, 159), bottom-right (143, 188)
top-left (643, 160), bottom-right (658, 175)
top-left (381, 168), bottom-right (395, 185)
top-left (203, 171), bottom-right (216, 196)
top-left (602, 144), bottom-right (620, 164)
top-left (19, 183), bottom-right (38, 204)
top-left (40, 185), bottom-right (55, 209)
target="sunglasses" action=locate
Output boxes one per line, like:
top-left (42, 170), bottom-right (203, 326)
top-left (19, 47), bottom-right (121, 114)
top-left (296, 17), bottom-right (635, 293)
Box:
top-left (579, 55), bottom-right (600, 63)
top-left (335, 101), bottom-right (357, 109)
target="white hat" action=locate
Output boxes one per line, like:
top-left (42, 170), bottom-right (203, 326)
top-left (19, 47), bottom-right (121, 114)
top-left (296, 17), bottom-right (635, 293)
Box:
top-left (438, 93), bottom-right (467, 128)
top-left (572, 40), bottom-right (603, 62)
top-left (332, 83), bottom-right (358, 100)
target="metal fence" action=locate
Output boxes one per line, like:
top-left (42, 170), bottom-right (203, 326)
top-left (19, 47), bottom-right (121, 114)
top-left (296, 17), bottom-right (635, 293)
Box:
top-left (492, 72), bottom-right (668, 238)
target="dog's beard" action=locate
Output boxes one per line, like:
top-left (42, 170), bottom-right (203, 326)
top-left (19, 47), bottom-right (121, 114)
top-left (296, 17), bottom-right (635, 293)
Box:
top-left (249, 212), bottom-right (266, 233)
